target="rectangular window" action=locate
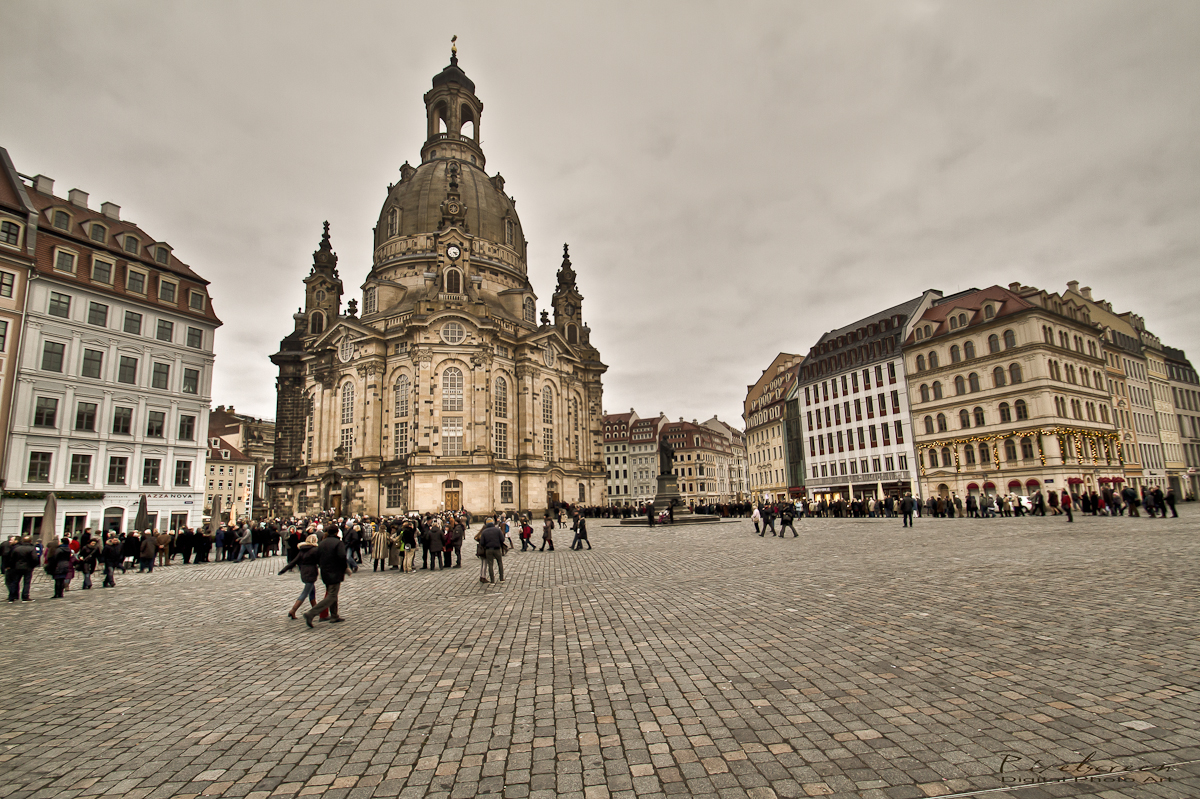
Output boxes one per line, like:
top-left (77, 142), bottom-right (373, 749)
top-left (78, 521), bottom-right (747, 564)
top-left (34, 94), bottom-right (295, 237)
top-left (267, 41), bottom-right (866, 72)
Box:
top-left (869, 425), bottom-right (878, 447)
top-left (69, 454), bottom-right (92, 483)
top-left (48, 291), bottom-right (71, 318)
top-left (108, 456), bottom-right (128, 484)
top-left (885, 456), bottom-right (895, 471)
top-left (182, 367), bottom-right (199, 394)
top-left (189, 291), bottom-right (205, 311)
top-left (90, 224), bottom-right (106, 243)
top-left (178, 414), bottom-right (196, 440)
top-left (875, 365), bottom-right (883, 386)
top-left (861, 458), bottom-right (869, 474)
top-left (857, 427), bottom-right (865, 448)
top-left (881, 423), bottom-right (891, 445)
top-left (112, 406), bottom-right (133, 435)
top-left (891, 390), bottom-right (900, 413)
top-left (127, 269), bottom-right (146, 294)
top-left (124, 311), bottom-right (142, 334)
top-left (143, 458), bottom-right (161, 485)
top-left (872, 457), bottom-right (882, 473)
top-left (186, 327), bottom-right (203, 348)
top-left (542, 427), bottom-right (554, 460)
top-left (75, 401), bottom-right (97, 431)
top-left (494, 421), bottom-right (508, 459)
top-left (147, 410), bottom-right (165, 437)
top-left (836, 430), bottom-right (844, 452)
top-left (0, 319), bottom-right (7, 352)
top-left (52, 211), bottom-right (69, 230)
top-left (151, 363), bottom-right (170, 390)
top-left (866, 396), bottom-right (874, 417)
top-left (80, 349), bottom-right (104, 379)
top-left (159, 279), bottom-right (177, 303)
top-left (87, 301), bottom-right (108, 327)
top-left (155, 247), bottom-right (169, 265)
top-left (877, 393), bottom-right (887, 415)
top-left (340, 426), bottom-right (353, 456)
top-left (92, 259), bottom-right (113, 284)
top-left (27, 451), bottom-right (52, 482)
top-left (118, 356), bottom-right (138, 384)
top-left (0, 271), bottom-right (12, 298)
top-left (156, 319), bottom-right (174, 342)
top-left (393, 422), bottom-right (408, 458)
top-left (34, 397), bottom-right (58, 426)
top-left (898, 454), bottom-right (908, 471)
top-left (386, 484), bottom-right (404, 507)
top-left (123, 236), bottom-right (139, 255)
top-left (442, 417), bottom-right (464, 457)
top-left (174, 460), bottom-right (192, 486)
top-left (894, 421), bottom-right (904, 444)
top-left (54, 250), bottom-right (76, 273)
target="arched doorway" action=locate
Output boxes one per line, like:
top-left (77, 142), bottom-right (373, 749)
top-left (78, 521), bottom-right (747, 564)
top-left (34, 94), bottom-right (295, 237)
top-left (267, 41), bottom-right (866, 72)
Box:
top-left (324, 476), bottom-right (342, 516)
top-left (444, 480), bottom-right (462, 511)
top-left (103, 506), bottom-right (124, 534)
top-left (546, 481), bottom-right (559, 508)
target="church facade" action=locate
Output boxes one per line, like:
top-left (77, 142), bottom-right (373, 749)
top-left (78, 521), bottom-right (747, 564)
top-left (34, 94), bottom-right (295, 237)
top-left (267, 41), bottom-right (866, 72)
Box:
top-left (267, 53), bottom-right (607, 517)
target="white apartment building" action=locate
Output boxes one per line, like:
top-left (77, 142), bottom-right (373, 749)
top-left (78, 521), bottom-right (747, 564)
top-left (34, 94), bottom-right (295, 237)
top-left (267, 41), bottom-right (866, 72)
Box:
top-left (2, 173), bottom-right (219, 535)
top-left (799, 292), bottom-right (940, 501)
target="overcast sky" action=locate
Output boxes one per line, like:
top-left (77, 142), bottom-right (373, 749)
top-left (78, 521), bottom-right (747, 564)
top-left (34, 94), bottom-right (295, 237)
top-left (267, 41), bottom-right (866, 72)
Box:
top-left (2, 1), bottom-right (1197, 429)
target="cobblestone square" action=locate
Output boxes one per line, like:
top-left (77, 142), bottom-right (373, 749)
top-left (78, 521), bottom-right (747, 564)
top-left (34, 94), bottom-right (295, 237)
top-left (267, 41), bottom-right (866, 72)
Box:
top-left (2, 513), bottom-right (1198, 799)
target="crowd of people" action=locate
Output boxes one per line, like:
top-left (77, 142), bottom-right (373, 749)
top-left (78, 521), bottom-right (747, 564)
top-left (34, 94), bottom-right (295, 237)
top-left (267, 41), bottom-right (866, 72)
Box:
top-left (1, 503), bottom-right (600, 606)
top-left (744, 483), bottom-right (1180, 535)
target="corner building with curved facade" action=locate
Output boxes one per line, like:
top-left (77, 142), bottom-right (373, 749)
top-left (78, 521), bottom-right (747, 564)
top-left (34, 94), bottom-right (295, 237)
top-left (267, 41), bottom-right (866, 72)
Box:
top-left (268, 55), bottom-right (607, 517)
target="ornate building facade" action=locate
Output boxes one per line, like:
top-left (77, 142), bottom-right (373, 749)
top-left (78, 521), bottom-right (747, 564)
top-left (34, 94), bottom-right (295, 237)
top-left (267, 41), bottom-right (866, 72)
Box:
top-left (268, 53), bottom-right (607, 517)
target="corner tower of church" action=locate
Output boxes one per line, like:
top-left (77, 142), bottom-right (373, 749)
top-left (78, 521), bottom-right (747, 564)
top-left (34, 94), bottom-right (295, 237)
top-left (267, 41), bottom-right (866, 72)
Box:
top-left (268, 47), bottom-right (607, 518)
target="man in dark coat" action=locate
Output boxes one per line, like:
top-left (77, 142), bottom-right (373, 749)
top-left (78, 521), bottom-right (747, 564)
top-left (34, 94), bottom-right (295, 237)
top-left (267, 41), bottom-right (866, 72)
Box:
top-left (427, 522), bottom-right (444, 570)
top-left (102, 535), bottom-right (122, 587)
top-left (303, 529), bottom-right (347, 627)
top-left (445, 520), bottom-right (464, 568)
top-left (900, 493), bottom-right (915, 528)
top-left (479, 518), bottom-right (505, 583)
top-left (5, 536), bottom-right (38, 601)
top-left (139, 531), bottom-right (157, 572)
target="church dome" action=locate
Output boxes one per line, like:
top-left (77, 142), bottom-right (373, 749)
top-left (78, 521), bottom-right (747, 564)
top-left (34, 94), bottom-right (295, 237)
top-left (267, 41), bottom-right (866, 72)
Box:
top-left (431, 58), bottom-right (475, 93)
top-left (375, 158), bottom-right (525, 268)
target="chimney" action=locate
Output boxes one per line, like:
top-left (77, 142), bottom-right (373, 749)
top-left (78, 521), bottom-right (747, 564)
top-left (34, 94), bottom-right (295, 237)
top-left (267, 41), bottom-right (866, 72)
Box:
top-left (1008, 282), bottom-right (1022, 292)
top-left (1080, 286), bottom-right (1093, 301)
top-left (68, 189), bottom-right (89, 208)
top-left (101, 202), bottom-right (121, 221)
top-left (33, 175), bottom-right (54, 195)
top-left (1066, 280), bottom-right (1080, 294)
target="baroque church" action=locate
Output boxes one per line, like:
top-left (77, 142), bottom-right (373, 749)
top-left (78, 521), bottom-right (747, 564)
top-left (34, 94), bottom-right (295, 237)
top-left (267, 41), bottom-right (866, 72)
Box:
top-left (268, 50), bottom-right (607, 517)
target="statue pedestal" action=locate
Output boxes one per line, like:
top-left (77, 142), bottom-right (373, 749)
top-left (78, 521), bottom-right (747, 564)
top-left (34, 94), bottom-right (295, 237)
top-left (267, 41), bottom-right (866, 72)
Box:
top-left (652, 475), bottom-right (688, 515)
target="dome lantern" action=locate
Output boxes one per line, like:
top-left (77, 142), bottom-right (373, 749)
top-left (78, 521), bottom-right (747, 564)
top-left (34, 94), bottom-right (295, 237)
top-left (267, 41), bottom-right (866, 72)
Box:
top-left (422, 37), bottom-right (485, 169)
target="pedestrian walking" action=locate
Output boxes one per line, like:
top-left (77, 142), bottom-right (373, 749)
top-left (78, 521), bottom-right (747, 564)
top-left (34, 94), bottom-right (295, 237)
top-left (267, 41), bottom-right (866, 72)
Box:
top-left (570, 513), bottom-right (591, 550)
top-left (479, 518), bottom-right (506, 584)
top-left (901, 492), bottom-right (915, 528)
top-left (102, 534), bottom-right (121, 587)
top-left (541, 514), bottom-right (555, 551)
top-left (279, 534), bottom-right (320, 619)
top-left (303, 529), bottom-right (347, 627)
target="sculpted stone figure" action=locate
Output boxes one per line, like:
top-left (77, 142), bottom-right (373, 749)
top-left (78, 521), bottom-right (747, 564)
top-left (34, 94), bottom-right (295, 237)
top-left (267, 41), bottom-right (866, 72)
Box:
top-left (658, 440), bottom-right (674, 476)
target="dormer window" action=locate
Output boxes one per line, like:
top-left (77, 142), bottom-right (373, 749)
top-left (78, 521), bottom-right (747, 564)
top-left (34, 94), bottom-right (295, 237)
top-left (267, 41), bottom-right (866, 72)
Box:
top-left (90, 223), bottom-right (107, 243)
top-left (0, 220), bottom-right (20, 247)
top-left (52, 210), bottom-right (70, 230)
top-left (189, 290), bottom-right (205, 311)
top-left (127, 268), bottom-right (147, 294)
top-left (222, 450), bottom-right (230, 460)
top-left (984, 305), bottom-right (995, 320)
top-left (155, 246), bottom-right (170, 265)
top-left (210, 438), bottom-right (220, 447)
top-left (123, 236), bottom-right (139, 255)
top-left (159, 278), bottom-right (177, 303)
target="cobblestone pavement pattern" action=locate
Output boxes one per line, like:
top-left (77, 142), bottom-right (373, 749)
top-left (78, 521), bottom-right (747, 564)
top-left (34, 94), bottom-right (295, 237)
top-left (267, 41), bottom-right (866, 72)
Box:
top-left (2, 513), bottom-right (1199, 799)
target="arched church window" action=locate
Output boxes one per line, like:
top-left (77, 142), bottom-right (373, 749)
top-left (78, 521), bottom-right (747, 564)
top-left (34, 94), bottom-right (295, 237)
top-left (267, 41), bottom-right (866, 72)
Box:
top-left (394, 375), bottom-right (410, 417)
top-left (387, 208), bottom-right (398, 237)
top-left (542, 385), bottom-right (553, 425)
top-left (363, 286), bottom-right (377, 316)
top-left (309, 311), bottom-right (324, 336)
top-left (341, 382), bottom-right (355, 426)
top-left (567, 324), bottom-right (578, 345)
top-left (445, 269), bottom-right (462, 295)
top-left (523, 297), bottom-right (535, 324)
top-left (505, 219), bottom-right (514, 246)
top-left (442, 367), bottom-right (463, 412)
top-left (494, 376), bottom-right (508, 419)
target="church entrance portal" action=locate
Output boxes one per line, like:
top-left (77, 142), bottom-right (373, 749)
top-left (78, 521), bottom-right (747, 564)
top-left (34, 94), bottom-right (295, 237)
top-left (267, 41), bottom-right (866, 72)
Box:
top-left (444, 480), bottom-right (462, 511)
